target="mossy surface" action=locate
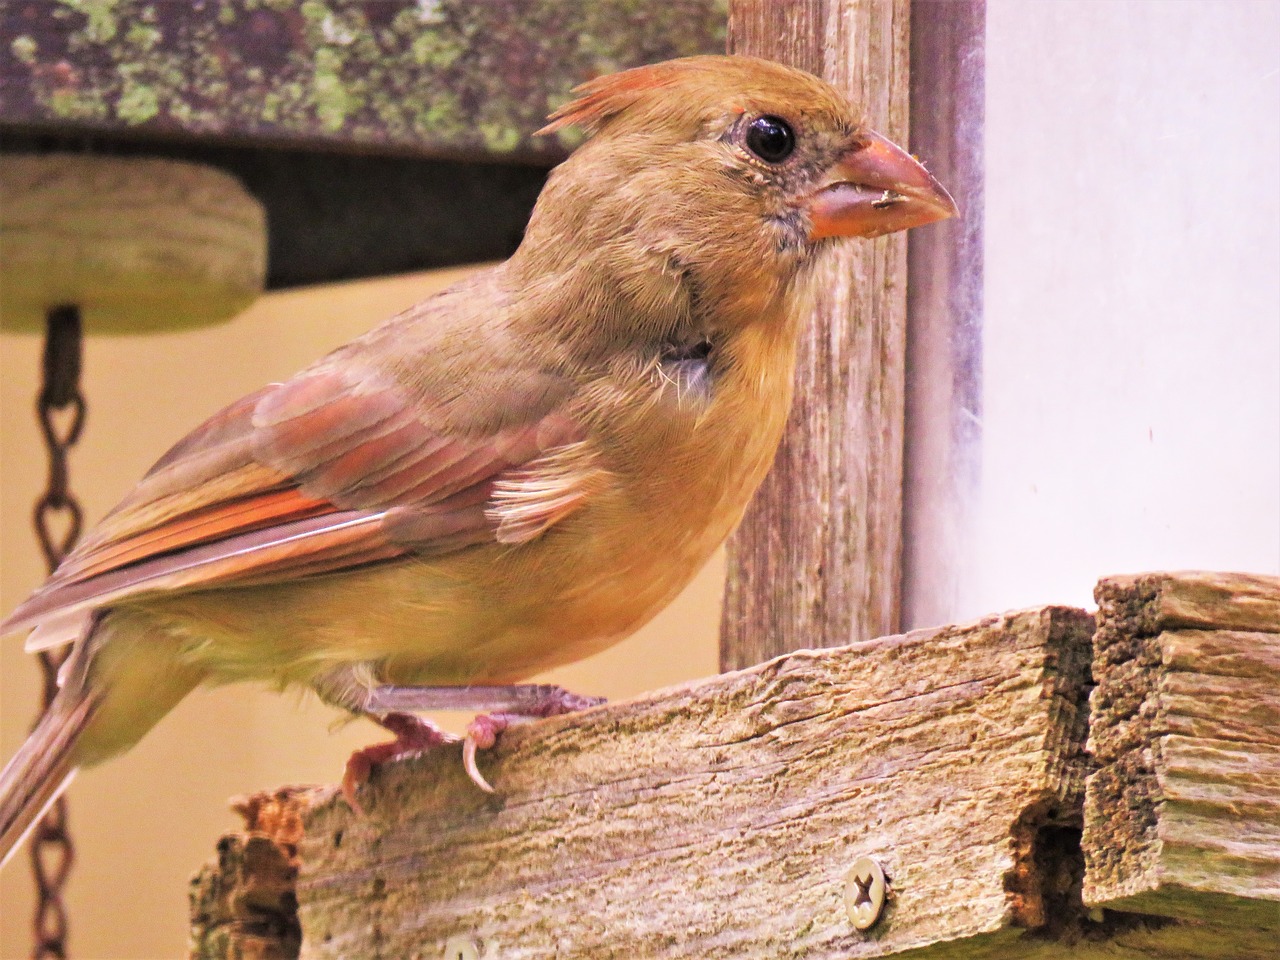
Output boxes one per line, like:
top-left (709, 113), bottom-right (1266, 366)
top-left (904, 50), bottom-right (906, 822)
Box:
top-left (0, 0), bottom-right (726, 162)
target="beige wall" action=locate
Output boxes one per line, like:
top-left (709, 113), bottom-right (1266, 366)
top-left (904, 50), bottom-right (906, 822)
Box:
top-left (0, 269), bottom-right (724, 959)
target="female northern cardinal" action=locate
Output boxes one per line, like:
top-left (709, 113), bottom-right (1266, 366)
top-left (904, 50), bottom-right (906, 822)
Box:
top-left (0, 55), bottom-right (954, 861)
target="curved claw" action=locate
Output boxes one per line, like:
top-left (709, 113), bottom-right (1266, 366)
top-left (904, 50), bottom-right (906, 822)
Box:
top-left (462, 734), bottom-right (496, 794)
top-left (341, 762), bottom-right (369, 815)
top-left (456, 691), bottom-right (601, 794)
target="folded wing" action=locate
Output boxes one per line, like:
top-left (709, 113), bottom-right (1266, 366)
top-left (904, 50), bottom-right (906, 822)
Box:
top-left (3, 360), bottom-right (606, 644)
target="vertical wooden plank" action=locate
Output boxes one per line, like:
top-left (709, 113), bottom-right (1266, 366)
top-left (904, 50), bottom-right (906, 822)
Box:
top-left (901, 0), bottom-right (985, 629)
top-left (721, 0), bottom-right (913, 670)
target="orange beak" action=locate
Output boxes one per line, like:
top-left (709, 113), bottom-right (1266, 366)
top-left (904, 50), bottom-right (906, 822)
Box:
top-left (807, 131), bottom-right (958, 240)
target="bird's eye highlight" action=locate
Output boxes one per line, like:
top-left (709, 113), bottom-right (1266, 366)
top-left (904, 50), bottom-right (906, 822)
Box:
top-left (745, 115), bottom-right (796, 163)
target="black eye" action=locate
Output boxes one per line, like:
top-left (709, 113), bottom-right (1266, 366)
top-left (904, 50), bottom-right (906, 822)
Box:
top-left (745, 115), bottom-right (795, 163)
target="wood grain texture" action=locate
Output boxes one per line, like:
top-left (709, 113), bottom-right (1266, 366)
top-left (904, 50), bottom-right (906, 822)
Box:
top-left (720, 0), bottom-right (913, 671)
top-left (190, 586), bottom-right (1280, 959)
top-left (275, 607), bottom-right (1094, 958)
top-left (1084, 572), bottom-right (1280, 930)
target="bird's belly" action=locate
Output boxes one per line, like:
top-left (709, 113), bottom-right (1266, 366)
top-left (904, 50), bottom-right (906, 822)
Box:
top-left (392, 493), bottom-right (732, 684)
top-left (147, 489), bottom-right (726, 691)
top-left (461, 512), bottom-right (730, 680)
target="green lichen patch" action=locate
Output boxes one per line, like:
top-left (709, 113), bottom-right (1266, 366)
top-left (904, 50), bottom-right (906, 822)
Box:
top-left (10, 34), bottom-right (38, 64)
top-left (55, 0), bottom-right (121, 44)
top-left (5, 0), bottom-right (728, 162)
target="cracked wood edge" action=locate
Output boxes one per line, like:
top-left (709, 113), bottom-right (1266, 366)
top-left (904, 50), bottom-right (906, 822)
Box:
top-left (188, 788), bottom-right (328, 960)
top-left (1084, 571), bottom-right (1280, 930)
top-left (286, 606), bottom-right (1093, 959)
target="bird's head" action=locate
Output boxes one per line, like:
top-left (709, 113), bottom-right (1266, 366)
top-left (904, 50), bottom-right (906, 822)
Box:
top-left (514, 56), bottom-right (957, 338)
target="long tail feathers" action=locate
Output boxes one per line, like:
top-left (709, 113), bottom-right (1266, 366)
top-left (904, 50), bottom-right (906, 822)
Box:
top-left (0, 686), bottom-right (100, 869)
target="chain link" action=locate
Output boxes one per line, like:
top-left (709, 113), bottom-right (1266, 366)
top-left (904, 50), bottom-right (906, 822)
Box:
top-left (29, 305), bottom-right (84, 960)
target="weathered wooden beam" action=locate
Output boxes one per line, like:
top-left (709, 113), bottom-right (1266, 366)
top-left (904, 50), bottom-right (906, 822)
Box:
top-left (1084, 571), bottom-right (1280, 930)
top-left (0, 0), bottom-right (726, 163)
top-left (192, 579), bottom-right (1280, 958)
top-left (193, 605), bottom-right (1103, 958)
top-left (721, 0), bottom-right (914, 669)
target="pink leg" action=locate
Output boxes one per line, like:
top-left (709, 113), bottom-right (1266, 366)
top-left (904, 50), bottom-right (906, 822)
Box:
top-left (342, 711), bottom-right (457, 813)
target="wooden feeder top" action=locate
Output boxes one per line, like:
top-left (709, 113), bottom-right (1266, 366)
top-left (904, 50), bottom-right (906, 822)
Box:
top-left (0, 0), bottom-right (727, 163)
top-left (0, 1), bottom-right (726, 317)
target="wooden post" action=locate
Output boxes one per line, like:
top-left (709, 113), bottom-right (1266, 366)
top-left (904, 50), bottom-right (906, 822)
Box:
top-left (721, 0), bottom-right (913, 670)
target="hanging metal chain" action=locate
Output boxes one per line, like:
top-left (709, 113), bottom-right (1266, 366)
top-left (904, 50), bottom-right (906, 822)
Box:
top-left (29, 304), bottom-right (85, 960)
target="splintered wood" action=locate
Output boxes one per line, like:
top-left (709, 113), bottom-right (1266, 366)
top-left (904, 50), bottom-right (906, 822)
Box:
top-left (1085, 572), bottom-right (1280, 929)
top-left (189, 788), bottom-right (326, 960)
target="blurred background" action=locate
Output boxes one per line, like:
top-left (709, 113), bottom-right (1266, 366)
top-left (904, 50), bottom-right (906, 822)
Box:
top-left (2, 0), bottom-right (1278, 956)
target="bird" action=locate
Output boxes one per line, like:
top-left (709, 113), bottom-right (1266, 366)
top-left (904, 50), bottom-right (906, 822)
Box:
top-left (0, 54), bottom-right (955, 865)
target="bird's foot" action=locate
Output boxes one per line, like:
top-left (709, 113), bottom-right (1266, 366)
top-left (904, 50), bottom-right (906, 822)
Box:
top-left (334, 683), bottom-right (603, 799)
top-left (462, 688), bottom-right (606, 794)
top-left (342, 711), bottom-right (458, 813)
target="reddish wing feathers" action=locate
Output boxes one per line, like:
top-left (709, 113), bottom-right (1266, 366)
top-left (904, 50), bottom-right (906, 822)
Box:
top-left (252, 369), bottom-right (587, 512)
top-left (7, 508), bottom-right (393, 641)
top-left (67, 386), bottom-right (288, 566)
top-left (2, 362), bottom-right (599, 639)
top-left (54, 487), bottom-right (332, 583)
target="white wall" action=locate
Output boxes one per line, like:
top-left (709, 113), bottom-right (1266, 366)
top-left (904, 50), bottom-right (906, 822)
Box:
top-left (969, 0), bottom-right (1280, 616)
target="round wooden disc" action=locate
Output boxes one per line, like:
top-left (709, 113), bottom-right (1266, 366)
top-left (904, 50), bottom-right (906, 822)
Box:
top-left (0, 154), bottom-right (266, 333)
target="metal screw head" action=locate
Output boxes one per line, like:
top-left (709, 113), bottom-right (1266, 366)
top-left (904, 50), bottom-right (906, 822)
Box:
top-left (443, 936), bottom-right (480, 960)
top-left (844, 856), bottom-right (888, 931)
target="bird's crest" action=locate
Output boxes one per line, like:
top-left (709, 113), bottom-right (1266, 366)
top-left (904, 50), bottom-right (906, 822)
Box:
top-left (539, 61), bottom-right (683, 137)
